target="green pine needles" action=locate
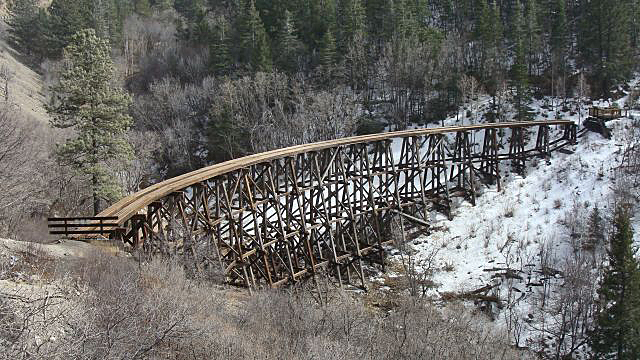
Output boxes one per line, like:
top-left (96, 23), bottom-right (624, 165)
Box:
top-left (48, 29), bottom-right (133, 215)
top-left (589, 207), bottom-right (640, 359)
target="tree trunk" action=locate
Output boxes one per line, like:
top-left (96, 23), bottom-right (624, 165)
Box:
top-left (92, 134), bottom-right (99, 215)
top-left (93, 173), bottom-right (100, 215)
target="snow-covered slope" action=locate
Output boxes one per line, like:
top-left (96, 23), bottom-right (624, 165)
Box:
top-left (373, 81), bottom-right (640, 357)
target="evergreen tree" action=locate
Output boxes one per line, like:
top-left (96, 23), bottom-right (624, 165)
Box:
top-left (489, 1), bottom-right (502, 49)
top-left (294, 0), bottom-right (336, 53)
top-left (7, 0), bottom-right (38, 48)
top-left (393, 0), bottom-right (415, 38)
top-left (210, 20), bottom-right (232, 75)
top-left (174, 0), bottom-right (205, 21)
top-left (579, 0), bottom-right (634, 95)
top-left (107, 0), bottom-right (134, 48)
top-left (583, 205), bottom-right (606, 256)
top-left (486, 1), bottom-right (504, 105)
top-left (524, 0), bottom-right (541, 76)
top-left (586, 205), bottom-right (605, 249)
top-left (336, 0), bottom-right (365, 55)
top-left (7, 0), bottom-right (46, 59)
top-left (511, 0), bottom-right (531, 121)
top-left (43, 0), bottom-right (129, 56)
top-left (47, 29), bottom-right (133, 215)
top-left (549, 0), bottom-right (567, 95)
top-left (318, 29), bottom-right (337, 69)
top-left (365, 0), bottom-right (393, 44)
top-left (238, 0), bottom-right (272, 72)
top-left (255, 0), bottom-right (290, 39)
top-left (134, 0), bottom-right (152, 16)
top-left (590, 207), bottom-right (640, 359)
top-left (46, 0), bottom-right (95, 57)
top-left (474, 0), bottom-right (491, 77)
top-left (550, 0), bottom-right (567, 57)
top-left (632, 0), bottom-right (640, 50)
top-left (275, 10), bottom-right (304, 73)
top-left (93, 0), bottom-right (123, 46)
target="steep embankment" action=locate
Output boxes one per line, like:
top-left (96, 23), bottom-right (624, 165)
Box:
top-left (0, 8), bottom-right (48, 123)
top-left (374, 84), bottom-right (640, 357)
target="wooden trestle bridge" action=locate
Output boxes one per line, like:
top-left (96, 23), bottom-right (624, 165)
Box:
top-left (51, 120), bottom-right (577, 290)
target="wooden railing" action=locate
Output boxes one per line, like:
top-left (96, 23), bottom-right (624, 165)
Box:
top-left (589, 107), bottom-right (627, 120)
top-left (47, 216), bottom-right (119, 237)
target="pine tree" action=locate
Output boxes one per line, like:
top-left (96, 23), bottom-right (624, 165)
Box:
top-left (590, 207), bottom-right (640, 359)
top-left (275, 10), bottom-right (304, 73)
top-left (549, 0), bottom-right (567, 98)
top-left (632, 0), bottom-right (640, 50)
top-left (550, 0), bottom-right (567, 57)
top-left (474, 0), bottom-right (491, 77)
top-left (134, 0), bottom-right (152, 16)
top-left (336, 0), bottom-right (365, 55)
top-left (586, 205), bottom-right (605, 251)
top-left (7, 0), bottom-right (38, 52)
top-left (174, 0), bottom-right (204, 21)
top-left (486, 1), bottom-right (504, 106)
top-left (489, 1), bottom-right (502, 49)
top-left (93, 0), bottom-right (123, 46)
top-left (579, 0), bottom-right (634, 95)
top-left (393, 0), bottom-right (415, 38)
top-left (46, 0), bottom-right (95, 57)
top-left (318, 29), bottom-right (337, 69)
top-left (255, 0), bottom-right (289, 39)
top-left (524, 0), bottom-right (541, 76)
top-left (365, 0), bottom-right (393, 44)
top-left (511, 0), bottom-right (531, 121)
top-left (238, 0), bottom-right (272, 72)
top-left (47, 29), bottom-right (133, 215)
top-left (293, 0), bottom-right (336, 53)
top-left (210, 20), bottom-right (232, 75)
top-left (108, 0), bottom-right (135, 48)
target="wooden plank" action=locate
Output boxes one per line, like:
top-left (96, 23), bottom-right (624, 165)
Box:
top-left (50, 230), bottom-right (115, 235)
top-left (48, 216), bottom-right (119, 221)
top-left (48, 223), bottom-right (120, 228)
top-left (391, 209), bottom-right (431, 228)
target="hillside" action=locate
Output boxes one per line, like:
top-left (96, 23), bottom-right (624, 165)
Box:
top-left (1, 0), bottom-right (640, 358)
top-left (373, 87), bottom-right (640, 357)
top-left (0, 14), bottom-right (47, 123)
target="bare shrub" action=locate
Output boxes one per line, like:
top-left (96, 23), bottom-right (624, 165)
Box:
top-left (208, 72), bottom-right (359, 160)
top-left (553, 199), bottom-right (563, 209)
top-left (115, 130), bottom-right (161, 193)
top-left (503, 201), bottom-right (515, 218)
top-left (1, 244), bottom-right (525, 360)
top-left (0, 281), bottom-right (79, 359)
top-left (132, 76), bottom-right (218, 176)
top-left (122, 13), bottom-right (178, 81)
top-left (241, 291), bottom-right (522, 360)
top-left (0, 104), bottom-right (53, 236)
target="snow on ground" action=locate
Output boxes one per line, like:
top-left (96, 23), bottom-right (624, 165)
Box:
top-left (412, 124), bottom-right (623, 295)
top-left (371, 78), bottom-right (640, 356)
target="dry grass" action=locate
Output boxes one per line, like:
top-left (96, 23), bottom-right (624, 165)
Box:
top-left (0, 249), bottom-right (526, 360)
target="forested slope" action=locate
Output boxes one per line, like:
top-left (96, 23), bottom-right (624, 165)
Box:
top-left (6, 0), bottom-right (639, 183)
